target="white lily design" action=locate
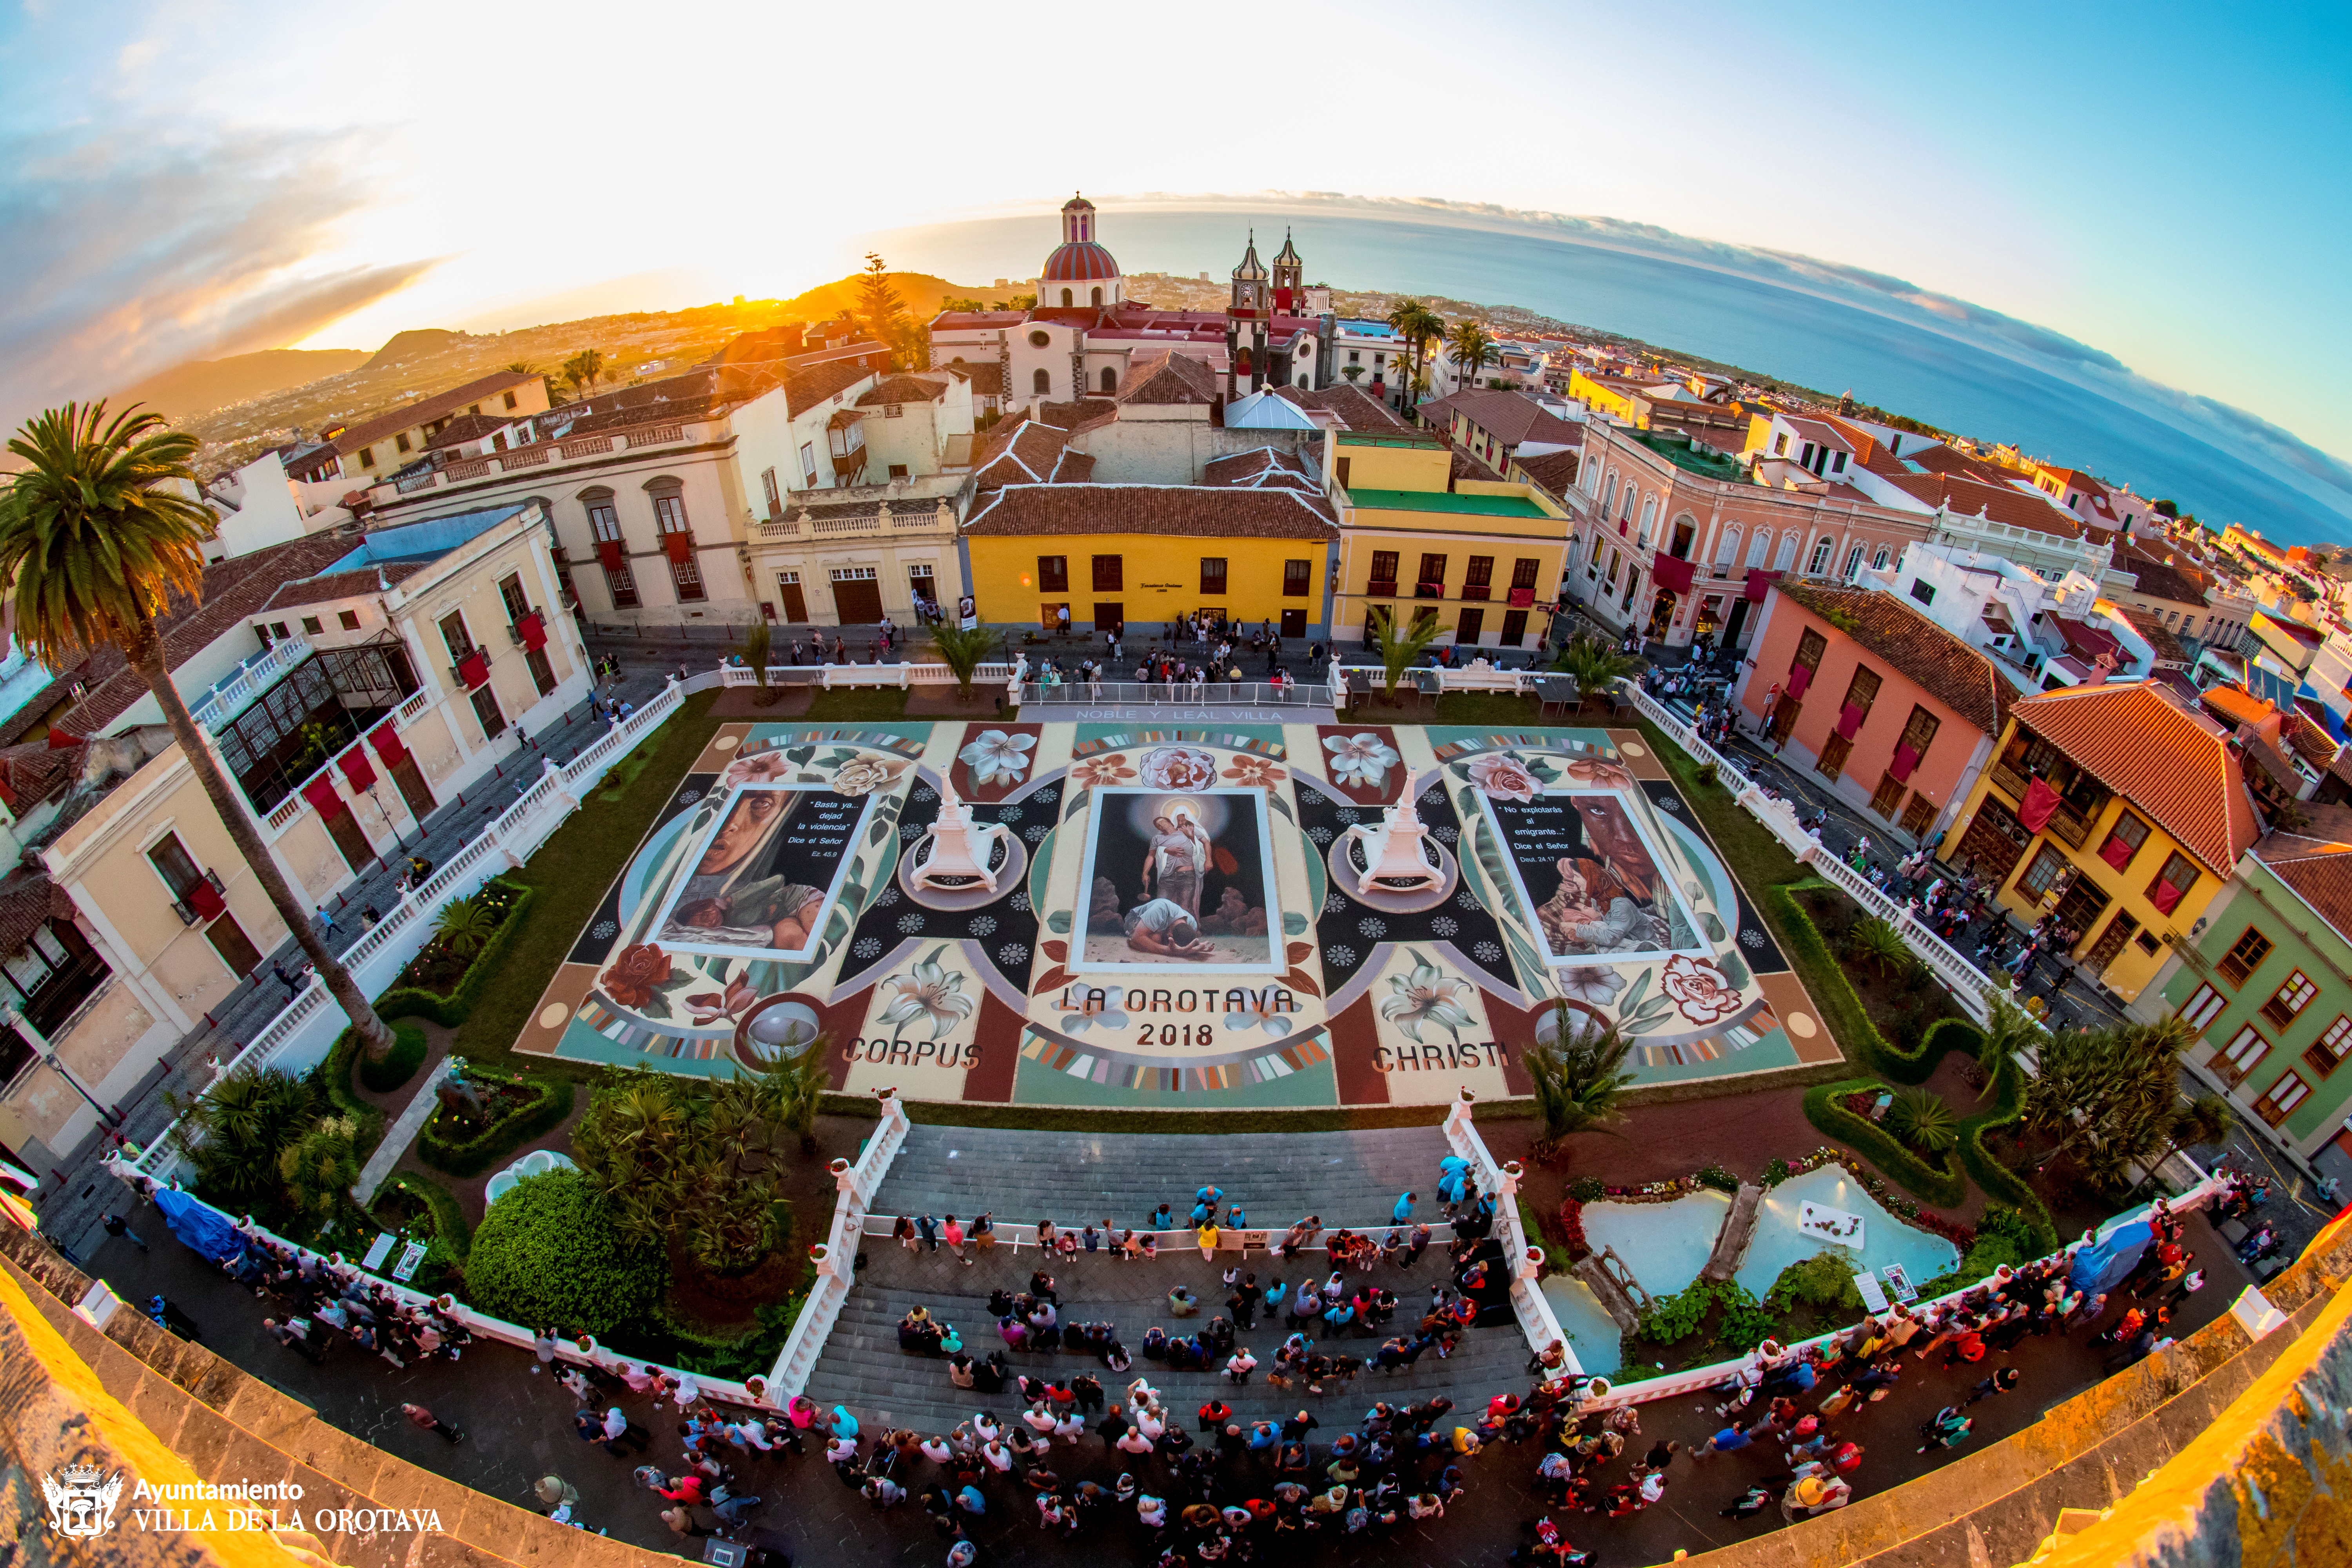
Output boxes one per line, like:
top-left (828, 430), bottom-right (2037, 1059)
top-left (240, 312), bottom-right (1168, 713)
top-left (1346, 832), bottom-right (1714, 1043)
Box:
top-left (1224, 987), bottom-right (1295, 1037)
top-left (1559, 966), bottom-right (1626, 1007)
top-left (1323, 731), bottom-right (1400, 789)
top-left (876, 946), bottom-right (978, 1040)
top-left (1377, 958), bottom-right (1478, 1044)
top-left (958, 730), bottom-right (1035, 787)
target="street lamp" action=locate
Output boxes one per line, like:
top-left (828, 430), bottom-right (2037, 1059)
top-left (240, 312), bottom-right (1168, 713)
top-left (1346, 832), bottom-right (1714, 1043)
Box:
top-left (5, 1010), bottom-right (118, 1127)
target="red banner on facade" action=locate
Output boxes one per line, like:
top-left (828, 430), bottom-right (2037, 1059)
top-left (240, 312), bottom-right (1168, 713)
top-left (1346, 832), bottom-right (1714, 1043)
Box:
top-left (596, 539), bottom-right (623, 571)
top-left (518, 610), bottom-right (548, 650)
top-left (663, 531), bottom-right (693, 565)
top-left (1890, 742), bottom-right (1920, 782)
top-left (300, 775), bottom-right (347, 820)
top-left (457, 650), bottom-right (490, 690)
top-left (2017, 775), bottom-right (2062, 835)
top-left (339, 748), bottom-right (378, 793)
top-left (368, 722), bottom-right (408, 769)
top-left (1837, 703), bottom-right (1865, 739)
top-left (187, 880), bottom-right (225, 921)
top-left (1651, 551), bottom-right (1695, 593)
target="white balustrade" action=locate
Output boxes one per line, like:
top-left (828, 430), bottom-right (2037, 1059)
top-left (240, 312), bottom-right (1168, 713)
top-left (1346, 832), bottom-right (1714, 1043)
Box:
top-left (130, 681), bottom-right (687, 1179)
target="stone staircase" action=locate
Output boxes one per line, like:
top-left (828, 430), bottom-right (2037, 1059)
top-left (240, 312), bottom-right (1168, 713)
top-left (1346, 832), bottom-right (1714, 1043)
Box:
top-left (805, 1123), bottom-right (1535, 1435)
top-left (868, 1123), bottom-right (1457, 1232)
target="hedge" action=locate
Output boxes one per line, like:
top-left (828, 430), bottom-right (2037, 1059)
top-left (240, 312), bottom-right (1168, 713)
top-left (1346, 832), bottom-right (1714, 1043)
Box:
top-left (1803, 1077), bottom-right (1967, 1207)
top-left (359, 1023), bottom-right (429, 1093)
top-left (465, 1169), bottom-right (660, 1336)
top-left (316, 1031), bottom-right (388, 1170)
top-left (373, 1170), bottom-right (473, 1294)
top-left (1776, 888), bottom-right (2058, 1252)
top-left (416, 1075), bottom-right (575, 1177)
top-left (373, 879), bottom-right (536, 1028)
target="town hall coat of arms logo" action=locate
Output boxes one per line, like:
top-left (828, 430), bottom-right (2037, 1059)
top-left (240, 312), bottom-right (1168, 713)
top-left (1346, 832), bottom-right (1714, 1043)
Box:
top-left (42, 1463), bottom-right (124, 1537)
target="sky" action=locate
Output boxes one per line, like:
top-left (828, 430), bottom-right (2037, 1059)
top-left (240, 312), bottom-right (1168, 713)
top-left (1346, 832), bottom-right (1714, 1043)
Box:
top-left (4, 1), bottom-right (2349, 470)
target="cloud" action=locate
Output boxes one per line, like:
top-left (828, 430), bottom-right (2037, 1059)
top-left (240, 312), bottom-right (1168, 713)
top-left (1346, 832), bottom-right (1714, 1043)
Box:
top-left (0, 124), bottom-right (440, 435)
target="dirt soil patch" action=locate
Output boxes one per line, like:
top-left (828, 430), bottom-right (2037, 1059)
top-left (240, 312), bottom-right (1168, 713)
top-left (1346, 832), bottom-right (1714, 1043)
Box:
top-left (709, 685), bottom-right (816, 717)
top-left (906, 684), bottom-right (1018, 718)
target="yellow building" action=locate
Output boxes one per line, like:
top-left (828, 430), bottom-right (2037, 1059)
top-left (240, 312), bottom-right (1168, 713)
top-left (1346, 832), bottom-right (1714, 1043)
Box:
top-left (1565, 368), bottom-right (1672, 426)
top-left (1937, 680), bottom-right (2259, 1004)
top-left (1330, 425), bottom-right (1571, 652)
top-left (962, 483), bottom-right (1338, 638)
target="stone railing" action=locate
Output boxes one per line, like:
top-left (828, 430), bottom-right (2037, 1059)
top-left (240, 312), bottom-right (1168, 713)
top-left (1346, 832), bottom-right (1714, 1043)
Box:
top-left (96, 1176), bottom-right (781, 1413)
top-left (769, 1094), bottom-right (913, 1400)
top-left (191, 635), bottom-right (313, 731)
top-left (1623, 683), bottom-right (2003, 1026)
top-left (1574, 1173), bottom-right (2229, 1413)
top-left (122, 679), bottom-right (688, 1180)
top-left (1444, 1093), bottom-right (1573, 1371)
top-left (714, 661), bottom-right (1015, 690)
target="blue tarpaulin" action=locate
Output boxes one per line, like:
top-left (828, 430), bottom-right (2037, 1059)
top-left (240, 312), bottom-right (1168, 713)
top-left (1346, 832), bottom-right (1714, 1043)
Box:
top-left (154, 1187), bottom-right (246, 1264)
top-left (2070, 1218), bottom-right (2153, 1294)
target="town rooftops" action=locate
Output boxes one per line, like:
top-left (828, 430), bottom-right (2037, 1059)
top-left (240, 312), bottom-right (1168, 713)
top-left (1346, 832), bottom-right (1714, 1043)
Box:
top-left (424, 413), bottom-right (514, 452)
top-left (1114, 350), bottom-right (1221, 407)
top-left (856, 374), bottom-right (951, 407)
top-left (49, 532), bottom-right (366, 739)
top-left (0, 869), bottom-right (80, 958)
top-left (1201, 447), bottom-right (1319, 491)
top-left (1345, 488), bottom-right (1551, 520)
top-left (1512, 448), bottom-right (1582, 501)
top-left (1418, 389), bottom-right (1585, 450)
top-left (2009, 679), bottom-right (2260, 876)
top-left (2114, 544), bottom-right (2210, 606)
top-left (324, 370), bottom-right (538, 457)
top-left (2118, 607), bottom-right (2188, 666)
top-left (1773, 579), bottom-right (2016, 737)
top-left (963, 484), bottom-right (1338, 540)
top-left (971, 417), bottom-right (1075, 492)
top-left (1887, 472), bottom-right (2085, 536)
top-left (2251, 802), bottom-right (2352, 947)
top-left (1276, 383), bottom-right (1416, 434)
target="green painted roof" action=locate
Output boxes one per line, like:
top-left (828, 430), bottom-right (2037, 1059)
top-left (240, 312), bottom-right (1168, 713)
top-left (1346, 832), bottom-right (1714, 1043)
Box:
top-left (1346, 489), bottom-right (1553, 519)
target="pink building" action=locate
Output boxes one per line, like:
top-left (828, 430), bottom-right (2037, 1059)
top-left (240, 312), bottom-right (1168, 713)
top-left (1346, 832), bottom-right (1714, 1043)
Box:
top-left (1736, 579), bottom-right (2016, 846)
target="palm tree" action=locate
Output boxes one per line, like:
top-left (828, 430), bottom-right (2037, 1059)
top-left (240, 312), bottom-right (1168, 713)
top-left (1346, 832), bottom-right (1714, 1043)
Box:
top-left (1385, 301), bottom-right (1445, 410)
top-left (1526, 1007), bottom-right (1636, 1142)
top-left (750, 1038), bottom-right (828, 1156)
top-left (1975, 993), bottom-right (2038, 1080)
top-left (1886, 1089), bottom-right (1958, 1155)
top-left (562, 349), bottom-right (606, 399)
top-left (1445, 321), bottom-right (1494, 394)
top-left (1846, 916), bottom-right (1913, 979)
top-left (2149, 1093), bottom-right (2233, 1183)
top-left (932, 622), bottom-right (1000, 702)
top-left (741, 617), bottom-right (777, 708)
top-left (0, 404), bottom-right (399, 1057)
top-left (1368, 608), bottom-right (1447, 700)
top-left (1555, 632), bottom-right (1634, 711)
top-left (432, 895), bottom-right (497, 959)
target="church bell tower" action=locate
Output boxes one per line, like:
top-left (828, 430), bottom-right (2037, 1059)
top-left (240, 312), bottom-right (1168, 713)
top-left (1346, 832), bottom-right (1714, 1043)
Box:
top-left (1226, 230), bottom-right (1270, 397)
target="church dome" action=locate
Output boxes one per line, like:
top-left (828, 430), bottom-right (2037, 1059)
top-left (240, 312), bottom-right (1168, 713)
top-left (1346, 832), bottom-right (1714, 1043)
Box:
top-left (1042, 241), bottom-right (1122, 282)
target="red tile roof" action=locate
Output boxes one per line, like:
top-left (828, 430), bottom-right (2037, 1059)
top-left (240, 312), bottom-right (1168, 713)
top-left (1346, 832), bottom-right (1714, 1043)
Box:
top-left (971, 417), bottom-right (1071, 491)
top-left (327, 370), bottom-right (537, 457)
top-left (1417, 389), bottom-right (1583, 450)
top-left (0, 870), bottom-right (79, 960)
top-left (1773, 580), bottom-right (2015, 735)
top-left (1512, 448), bottom-right (1582, 500)
top-left (1115, 350), bottom-right (1220, 407)
top-left (1201, 447), bottom-right (1319, 491)
top-left (51, 532), bottom-right (370, 737)
top-left (856, 374), bottom-right (951, 407)
top-left (964, 485), bottom-right (1339, 540)
top-left (1885, 472), bottom-right (2084, 536)
top-left (2010, 680), bottom-right (2259, 876)
top-left (2252, 803), bottom-right (2352, 946)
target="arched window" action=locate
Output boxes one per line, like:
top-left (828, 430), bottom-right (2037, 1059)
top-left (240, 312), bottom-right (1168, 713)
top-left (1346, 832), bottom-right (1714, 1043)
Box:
top-left (1602, 475), bottom-right (1619, 515)
top-left (1637, 496), bottom-right (1657, 546)
top-left (1298, 375), bottom-right (1310, 388)
top-left (1033, 368), bottom-right (1051, 396)
top-left (1090, 287), bottom-right (1103, 307)
top-left (1715, 526), bottom-right (1741, 568)
top-left (1775, 532), bottom-right (1799, 571)
top-left (1872, 544), bottom-right (1891, 570)
top-left (1844, 545), bottom-right (1867, 581)
top-left (1808, 536), bottom-right (1835, 574)
top-left (1746, 529), bottom-right (1773, 570)
top-left (1620, 486), bottom-right (1637, 524)
top-left (1060, 288), bottom-right (1073, 307)
top-left (1101, 367), bottom-right (1117, 393)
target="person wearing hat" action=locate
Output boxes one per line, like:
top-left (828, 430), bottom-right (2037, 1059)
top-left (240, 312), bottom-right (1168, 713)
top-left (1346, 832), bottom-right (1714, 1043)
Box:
top-left (533, 1475), bottom-right (580, 1513)
top-left (1781, 1471), bottom-right (1832, 1522)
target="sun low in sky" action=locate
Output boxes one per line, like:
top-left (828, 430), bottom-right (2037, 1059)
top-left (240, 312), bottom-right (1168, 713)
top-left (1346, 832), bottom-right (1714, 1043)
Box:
top-left (2, 0), bottom-right (2347, 472)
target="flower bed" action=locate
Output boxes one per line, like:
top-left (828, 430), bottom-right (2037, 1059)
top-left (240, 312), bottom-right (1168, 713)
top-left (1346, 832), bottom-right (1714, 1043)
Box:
top-left (1554, 1198), bottom-right (1590, 1261)
top-left (375, 879), bottom-right (534, 1028)
top-left (416, 1072), bottom-right (575, 1178)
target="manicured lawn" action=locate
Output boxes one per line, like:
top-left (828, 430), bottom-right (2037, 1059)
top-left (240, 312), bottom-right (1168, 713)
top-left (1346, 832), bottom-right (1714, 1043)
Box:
top-left (806, 688), bottom-right (916, 722)
top-left (452, 691), bottom-right (722, 1080)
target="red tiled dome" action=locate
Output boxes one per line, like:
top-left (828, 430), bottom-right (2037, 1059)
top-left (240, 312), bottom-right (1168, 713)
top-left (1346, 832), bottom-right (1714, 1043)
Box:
top-left (1042, 241), bottom-right (1120, 282)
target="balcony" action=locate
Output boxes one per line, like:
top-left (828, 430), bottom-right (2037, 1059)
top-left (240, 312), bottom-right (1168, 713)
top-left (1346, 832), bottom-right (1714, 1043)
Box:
top-left (212, 643), bottom-right (421, 815)
top-left (191, 635), bottom-right (312, 733)
top-left (1414, 582), bottom-right (1447, 599)
top-left (169, 868), bottom-right (229, 927)
top-left (1989, 760), bottom-right (2030, 801)
top-left (2046, 804), bottom-right (2092, 849)
top-left (1366, 580), bottom-right (1398, 599)
top-left (1460, 584), bottom-right (1492, 602)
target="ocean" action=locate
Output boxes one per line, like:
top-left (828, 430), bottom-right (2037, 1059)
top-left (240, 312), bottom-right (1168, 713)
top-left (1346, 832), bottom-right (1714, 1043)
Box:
top-left (871, 207), bottom-right (2346, 545)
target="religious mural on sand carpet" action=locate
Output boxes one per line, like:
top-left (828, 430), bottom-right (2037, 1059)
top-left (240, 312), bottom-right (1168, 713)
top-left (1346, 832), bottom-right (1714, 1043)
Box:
top-left (525, 722), bottom-right (1806, 1106)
